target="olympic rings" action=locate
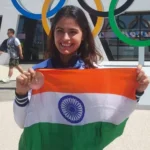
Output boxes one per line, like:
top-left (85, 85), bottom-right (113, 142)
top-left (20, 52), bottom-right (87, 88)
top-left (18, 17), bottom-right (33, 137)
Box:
top-left (12, 0), bottom-right (148, 46)
top-left (78, 0), bottom-right (134, 17)
top-left (109, 0), bottom-right (150, 46)
top-left (42, 0), bottom-right (104, 37)
top-left (11, 0), bottom-right (65, 20)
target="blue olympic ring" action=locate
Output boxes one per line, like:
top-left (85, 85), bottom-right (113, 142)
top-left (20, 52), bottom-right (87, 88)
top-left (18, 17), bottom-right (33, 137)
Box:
top-left (11, 0), bottom-right (66, 20)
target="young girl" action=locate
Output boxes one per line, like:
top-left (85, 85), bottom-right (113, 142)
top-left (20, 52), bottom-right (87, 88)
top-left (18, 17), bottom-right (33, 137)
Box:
top-left (14, 5), bottom-right (149, 150)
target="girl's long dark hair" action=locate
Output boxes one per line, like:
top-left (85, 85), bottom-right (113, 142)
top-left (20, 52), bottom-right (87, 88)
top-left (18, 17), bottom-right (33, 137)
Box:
top-left (46, 5), bottom-right (103, 68)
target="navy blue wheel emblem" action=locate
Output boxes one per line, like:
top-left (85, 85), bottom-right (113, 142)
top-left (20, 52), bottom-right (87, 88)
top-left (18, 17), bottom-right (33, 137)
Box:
top-left (58, 95), bottom-right (85, 123)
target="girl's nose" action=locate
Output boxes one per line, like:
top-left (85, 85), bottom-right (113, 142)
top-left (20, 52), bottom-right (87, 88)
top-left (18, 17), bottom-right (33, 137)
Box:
top-left (63, 33), bottom-right (70, 40)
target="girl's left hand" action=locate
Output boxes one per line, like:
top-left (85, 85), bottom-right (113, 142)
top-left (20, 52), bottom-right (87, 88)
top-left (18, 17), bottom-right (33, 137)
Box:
top-left (136, 65), bottom-right (149, 93)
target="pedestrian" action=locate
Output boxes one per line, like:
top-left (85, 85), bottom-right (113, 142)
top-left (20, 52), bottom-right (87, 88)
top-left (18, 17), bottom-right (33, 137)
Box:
top-left (0, 28), bottom-right (24, 82)
top-left (13, 5), bottom-right (149, 150)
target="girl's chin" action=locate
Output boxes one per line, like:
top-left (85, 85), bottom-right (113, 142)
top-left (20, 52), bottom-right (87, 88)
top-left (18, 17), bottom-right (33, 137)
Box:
top-left (59, 49), bottom-right (73, 55)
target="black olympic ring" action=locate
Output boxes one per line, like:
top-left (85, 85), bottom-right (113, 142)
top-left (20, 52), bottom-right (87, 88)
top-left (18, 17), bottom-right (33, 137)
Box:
top-left (78, 0), bottom-right (134, 17)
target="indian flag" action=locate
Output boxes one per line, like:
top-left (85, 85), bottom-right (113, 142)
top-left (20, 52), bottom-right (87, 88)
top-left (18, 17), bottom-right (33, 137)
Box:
top-left (19, 68), bottom-right (138, 150)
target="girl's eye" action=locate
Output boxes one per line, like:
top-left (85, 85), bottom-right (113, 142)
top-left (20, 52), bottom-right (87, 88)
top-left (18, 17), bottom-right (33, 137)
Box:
top-left (70, 31), bottom-right (77, 34)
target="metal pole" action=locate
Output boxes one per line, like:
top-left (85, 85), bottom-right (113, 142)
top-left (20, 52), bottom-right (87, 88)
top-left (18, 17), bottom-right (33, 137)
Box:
top-left (138, 47), bottom-right (145, 66)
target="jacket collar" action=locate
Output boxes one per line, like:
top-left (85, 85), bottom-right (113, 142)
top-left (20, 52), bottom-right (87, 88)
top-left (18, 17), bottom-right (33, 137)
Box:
top-left (50, 55), bottom-right (85, 69)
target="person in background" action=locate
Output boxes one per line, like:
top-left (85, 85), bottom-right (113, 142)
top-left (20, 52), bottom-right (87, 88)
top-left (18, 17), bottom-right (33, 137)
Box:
top-left (0, 28), bottom-right (24, 82)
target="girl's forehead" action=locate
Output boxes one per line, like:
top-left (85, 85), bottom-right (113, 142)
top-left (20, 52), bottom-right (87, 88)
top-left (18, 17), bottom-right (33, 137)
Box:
top-left (56, 17), bottom-right (79, 27)
top-left (55, 17), bottom-right (82, 31)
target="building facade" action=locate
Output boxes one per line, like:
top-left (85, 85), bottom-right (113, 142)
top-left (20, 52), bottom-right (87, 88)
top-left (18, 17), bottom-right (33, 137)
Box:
top-left (0, 0), bottom-right (150, 62)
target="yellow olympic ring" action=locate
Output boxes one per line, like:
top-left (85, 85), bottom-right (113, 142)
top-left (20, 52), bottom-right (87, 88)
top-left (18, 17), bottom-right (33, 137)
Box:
top-left (42, 0), bottom-right (104, 37)
top-left (42, 0), bottom-right (51, 35)
top-left (92, 0), bottom-right (104, 37)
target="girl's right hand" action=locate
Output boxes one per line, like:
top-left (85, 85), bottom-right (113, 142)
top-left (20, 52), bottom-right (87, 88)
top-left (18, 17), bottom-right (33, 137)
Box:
top-left (16, 68), bottom-right (36, 95)
top-left (0, 51), bottom-right (3, 55)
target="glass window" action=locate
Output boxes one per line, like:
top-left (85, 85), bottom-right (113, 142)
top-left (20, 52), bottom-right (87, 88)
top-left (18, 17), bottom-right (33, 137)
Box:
top-left (94, 12), bottom-right (150, 61)
top-left (140, 14), bottom-right (150, 41)
top-left (17, 12), bottom-right (150, 62)
top-left (98, 17), bottom-right (139, 61)
top-left (0, 16), bottom-right (2, 29)
top-left (140, 14), bottom-right (150, 61)
top-left (145, 47), bottom-right (150, 61)
top-left (118, 15), bottom-right (141, 40)
top-left (16, 16), bottom-right (48, 62)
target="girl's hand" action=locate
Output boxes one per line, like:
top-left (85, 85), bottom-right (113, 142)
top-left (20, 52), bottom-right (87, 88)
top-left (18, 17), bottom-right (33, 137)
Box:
top-left (136, 65), bottom-right (149, 93)
top-left (16, 68), bottom-right (36, 95)
top-left (0, 51), bottom-right (3, 55)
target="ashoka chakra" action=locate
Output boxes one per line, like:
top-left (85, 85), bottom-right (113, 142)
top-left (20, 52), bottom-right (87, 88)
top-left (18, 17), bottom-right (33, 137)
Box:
top-left (58, 95), bottom-right (85, 123)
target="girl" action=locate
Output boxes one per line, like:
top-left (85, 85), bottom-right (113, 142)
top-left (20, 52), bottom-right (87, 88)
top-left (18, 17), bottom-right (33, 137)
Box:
top-left (14, 5), bottom-right (149, 150)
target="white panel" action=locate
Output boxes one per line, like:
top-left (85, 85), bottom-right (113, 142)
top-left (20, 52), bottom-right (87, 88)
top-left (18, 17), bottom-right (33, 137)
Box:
top-left (18, 0), bottom-right (44, 14)
top-left (101, 0), bottom-right (150, 12)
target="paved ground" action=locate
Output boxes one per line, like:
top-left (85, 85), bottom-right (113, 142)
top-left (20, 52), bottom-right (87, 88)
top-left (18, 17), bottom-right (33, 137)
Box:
top-left (0, 90), bottom-right (22, 150)
top-left (0, 64), bottom-right (34, 89)
top-left (0, 64), bottom-right (150, 150)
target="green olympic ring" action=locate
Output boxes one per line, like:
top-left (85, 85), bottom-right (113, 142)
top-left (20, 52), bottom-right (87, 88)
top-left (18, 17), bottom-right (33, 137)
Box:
top-left (109, 0), bottom-right (150, 47)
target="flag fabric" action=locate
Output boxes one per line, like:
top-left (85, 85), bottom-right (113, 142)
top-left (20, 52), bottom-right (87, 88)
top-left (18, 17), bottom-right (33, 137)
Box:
top-left (19, 68), bottom-right (138, 150)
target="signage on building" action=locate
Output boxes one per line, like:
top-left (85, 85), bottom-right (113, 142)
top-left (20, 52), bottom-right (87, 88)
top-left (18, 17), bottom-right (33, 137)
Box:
top-left (99, 31), bottom-right (150, 38)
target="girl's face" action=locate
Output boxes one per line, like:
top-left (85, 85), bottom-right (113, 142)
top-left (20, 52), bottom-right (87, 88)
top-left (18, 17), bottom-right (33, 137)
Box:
top-left (54, 17), bottom-right (83, 55)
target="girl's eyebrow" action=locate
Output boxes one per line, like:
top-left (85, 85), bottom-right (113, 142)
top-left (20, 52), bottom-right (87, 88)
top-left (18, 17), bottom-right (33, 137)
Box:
top-left (69, 28), bottom-right (78, 31)
top-left (56, 26), bottom-right (79, 31)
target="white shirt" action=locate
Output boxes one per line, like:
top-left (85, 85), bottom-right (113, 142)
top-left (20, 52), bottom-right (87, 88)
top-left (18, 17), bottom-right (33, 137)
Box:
top-left (7, 37), bottom-right (21, 47)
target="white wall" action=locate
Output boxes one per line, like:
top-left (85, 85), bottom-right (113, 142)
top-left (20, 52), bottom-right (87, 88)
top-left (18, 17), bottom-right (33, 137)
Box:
top-left (101, 0), bottom-right (150, 12)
